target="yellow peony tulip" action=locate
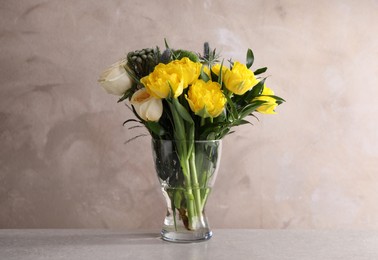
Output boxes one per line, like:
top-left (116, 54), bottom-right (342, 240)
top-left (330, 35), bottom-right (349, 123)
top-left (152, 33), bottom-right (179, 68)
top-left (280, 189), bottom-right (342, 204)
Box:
top-left (254, 86), bottom-right (278, 114)
top-left (140, 58), bottom-right (201, 99)
top-left (186, 80), bottom-right (226, 118)
top-left (130, 88), bottom-right (163, 121)
top-left (171, 57), bottom-right (201, 86)
top-left (140, 63), bottom-right (184, 99)
top-left (223, 61), bottom-right (259, 95)
top-left (211, 64), bottom-right (229, 78)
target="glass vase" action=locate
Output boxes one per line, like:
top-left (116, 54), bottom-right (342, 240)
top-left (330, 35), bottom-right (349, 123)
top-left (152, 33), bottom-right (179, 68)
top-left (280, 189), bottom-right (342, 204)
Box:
top-left (152, 139), bottom-right (222, 242)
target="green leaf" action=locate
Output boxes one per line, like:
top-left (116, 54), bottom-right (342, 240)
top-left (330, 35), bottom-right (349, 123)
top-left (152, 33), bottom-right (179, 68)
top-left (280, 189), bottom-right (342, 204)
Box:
top-left (164, 38), bottom-right (170, 49)
top-left (246, 48), bottom-right (254, 69)
top-left (254, 67), bottom-right (267, 75)
top-left (248, 113), bottom-right (260, 122)
top-left (123, 118), bottom-right (141, 126)
top-left (218, 60), bottom-right (225, 85)
top-left (174, 49), bottom-right (200, 62)
top-left (124, 134), bottom-right (149, 145)
top-left (226, 130), bottom-right (234, 136)
top-left (224, 94), bottom-right (238, 120)
top-left (128, 125), bottom-right (144, 130)
top-left (239, 100), bottom-right (266, 119)
top-left (117, 87), bottom-right (135, 103)
top-left (172, 98), bottom-right (194, 124)
top-left (232, 119), bottom-right (253, 126)
top-left (195, 106), bottom-right (211, 118)
top-left (267, 95), bottom-right (286, 104)
top-left (244, 78), bottom-right (266, 101)
top-left (200, 66), bottom-right (210, 82)
top-left (124, 65), bottom-right (140, 84)
top-left (174, 190), bottom-right (182, 209)
top-left (117, 92), bottom-right (128, 103)
top-left (146, 121), bottom-right (165, 136)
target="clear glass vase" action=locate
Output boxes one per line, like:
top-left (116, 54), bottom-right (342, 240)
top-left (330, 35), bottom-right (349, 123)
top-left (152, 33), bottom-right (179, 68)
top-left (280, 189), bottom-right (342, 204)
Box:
top-left (152, 139), bottom-right (222, 242)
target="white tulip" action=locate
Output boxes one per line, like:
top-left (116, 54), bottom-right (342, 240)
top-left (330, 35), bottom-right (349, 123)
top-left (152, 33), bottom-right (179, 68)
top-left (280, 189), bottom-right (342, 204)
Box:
top-left (130, 88), bottom-right (163, 122)
top-left (98, 59), bottom-right (132, 96)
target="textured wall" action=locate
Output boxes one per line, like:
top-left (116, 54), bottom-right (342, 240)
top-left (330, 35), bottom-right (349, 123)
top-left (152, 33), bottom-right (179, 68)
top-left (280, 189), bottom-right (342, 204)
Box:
top-left (1, 0), bottom-right (378, 229)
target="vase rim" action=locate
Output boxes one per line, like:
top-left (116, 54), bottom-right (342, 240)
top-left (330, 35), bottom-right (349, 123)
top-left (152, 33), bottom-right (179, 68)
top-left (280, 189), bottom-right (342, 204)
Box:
top-left (152, 138), bottom-right (222, 143)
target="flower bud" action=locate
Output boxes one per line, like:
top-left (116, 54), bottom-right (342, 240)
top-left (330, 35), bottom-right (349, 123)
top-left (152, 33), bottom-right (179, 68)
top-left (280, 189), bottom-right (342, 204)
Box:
top-left (98, 59), bottom-right (132, 96)
top-left (223, 61), bottom-right (259, 95)
top-left (254, 85), bottom-right (278, 114)
top-left (130, 88), bottom-right (163, 121)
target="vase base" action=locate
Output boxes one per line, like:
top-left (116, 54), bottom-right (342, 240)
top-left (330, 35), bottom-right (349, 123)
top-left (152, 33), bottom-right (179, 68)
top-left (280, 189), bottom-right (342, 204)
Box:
top-left (161, 229), bottom-right (212, 243)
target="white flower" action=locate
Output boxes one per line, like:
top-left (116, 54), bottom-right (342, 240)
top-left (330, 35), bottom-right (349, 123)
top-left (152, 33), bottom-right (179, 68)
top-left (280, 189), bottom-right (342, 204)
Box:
top-left (98, 59), bottom-right (132, 96)
top-left (130, 88), bottom-right (163, 122)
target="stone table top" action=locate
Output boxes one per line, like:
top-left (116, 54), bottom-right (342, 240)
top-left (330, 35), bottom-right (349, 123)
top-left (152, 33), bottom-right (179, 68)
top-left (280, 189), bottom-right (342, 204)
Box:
top-left (1, 229), bottom-right (378, 260)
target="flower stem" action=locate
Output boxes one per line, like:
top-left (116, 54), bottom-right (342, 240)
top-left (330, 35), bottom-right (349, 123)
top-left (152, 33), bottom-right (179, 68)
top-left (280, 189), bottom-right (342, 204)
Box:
top-left (189, 150), bottom-right (203, 220)
top-left (168, 101), bottom-right (198, 229)
top-left (181, 156), bottom-right (196, 227)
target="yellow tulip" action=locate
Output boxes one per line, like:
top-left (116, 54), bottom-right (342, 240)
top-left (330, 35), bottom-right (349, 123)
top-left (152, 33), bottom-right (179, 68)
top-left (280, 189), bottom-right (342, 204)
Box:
top-left (140, 63), bottom-right (184, 99)
top-left (130, 88), bottom-right (163, 121)
top-left (171, 57), bottom-right (201, 86)
top-left (223, 61), bottom-right (259, 95)
top-left (254, 86), bottom-right (278, 114)
top-left (141, 58), bottom-right (201, 99)
top-left (186, 80), bottom-right (226, 118)
top-left (211, 64), bottom-right (229, 78)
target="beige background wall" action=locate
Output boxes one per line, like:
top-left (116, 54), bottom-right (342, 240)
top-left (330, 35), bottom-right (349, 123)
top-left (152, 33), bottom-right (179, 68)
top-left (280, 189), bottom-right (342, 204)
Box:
top-left (1, 0), bottom-right (378, 229)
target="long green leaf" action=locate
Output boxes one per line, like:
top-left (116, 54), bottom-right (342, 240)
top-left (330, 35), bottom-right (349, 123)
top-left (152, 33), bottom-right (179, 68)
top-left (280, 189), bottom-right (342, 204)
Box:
top-left (218, 60), bottom-right (225, 85)
top-left (164, 38), bottom-right (170, 49)
top-left (124, 134), bottom-right (149, 144)
top-left (239, 100), bottom-right (266, 119)
top-left (224, 94), bottom-right (238, 120)
top-left (172, 98), bottom-right (194, 124)
top-left (266, 95), bottom-right (286, 104)
top-left (244, 78), bottom-right (266, 101)
top-left (123, 119), bottom-right (141, 126)
top-left (174, 190), bottom-right (182, 209)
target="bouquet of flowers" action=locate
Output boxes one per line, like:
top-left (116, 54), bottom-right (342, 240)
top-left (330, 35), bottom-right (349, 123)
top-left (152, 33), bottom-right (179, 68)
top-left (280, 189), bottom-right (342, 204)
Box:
top-left (98, 40), bottom-right (284, 238)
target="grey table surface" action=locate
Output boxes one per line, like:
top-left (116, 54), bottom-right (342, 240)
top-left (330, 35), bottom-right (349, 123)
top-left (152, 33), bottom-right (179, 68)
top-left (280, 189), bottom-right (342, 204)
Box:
top-left (1, 229), bottom-right (378, 260)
